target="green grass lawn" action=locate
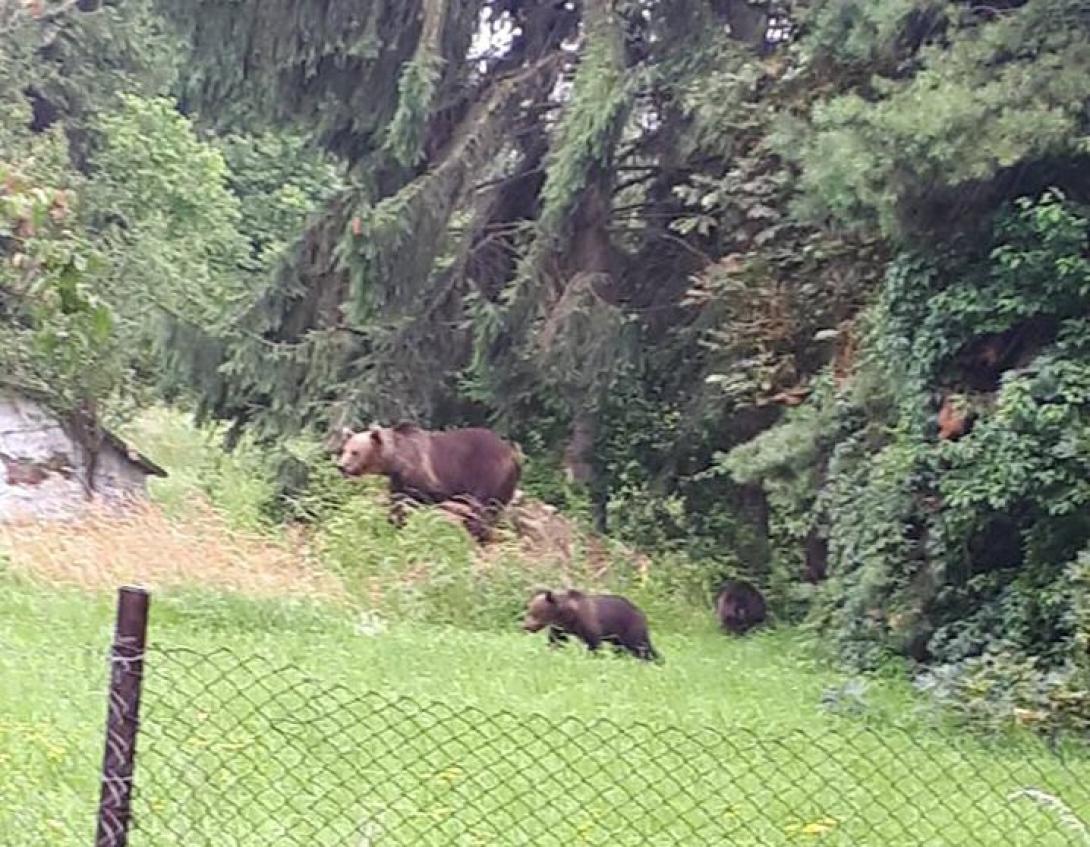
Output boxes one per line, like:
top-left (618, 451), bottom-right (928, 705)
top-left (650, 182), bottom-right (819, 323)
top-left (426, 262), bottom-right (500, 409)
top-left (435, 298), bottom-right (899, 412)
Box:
top-left (3, 577), bottom-right (1090, 846)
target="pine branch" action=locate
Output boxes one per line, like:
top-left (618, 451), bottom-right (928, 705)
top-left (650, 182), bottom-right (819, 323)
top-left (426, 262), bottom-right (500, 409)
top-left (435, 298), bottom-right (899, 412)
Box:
top-left (472, 165), bottom-right (546, 194)
top-left (614, 170), bottom-right (658, 193)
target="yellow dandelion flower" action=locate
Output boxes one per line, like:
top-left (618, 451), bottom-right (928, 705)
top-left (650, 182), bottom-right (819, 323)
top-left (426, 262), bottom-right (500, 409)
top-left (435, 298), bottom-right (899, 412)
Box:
top-left (436, 765), bottom-right (463, 784)
top-left (786, 816), bottom-right (839, 837)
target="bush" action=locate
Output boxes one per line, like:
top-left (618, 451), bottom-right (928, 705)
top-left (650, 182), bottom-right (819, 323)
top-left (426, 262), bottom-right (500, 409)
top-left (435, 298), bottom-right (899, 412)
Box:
top-left (917, 652), bottom-right (1090, 737)
top-left (124, 406), bottom-right (278, 533)
top-left (721, 192), bottom-right (1090, 732)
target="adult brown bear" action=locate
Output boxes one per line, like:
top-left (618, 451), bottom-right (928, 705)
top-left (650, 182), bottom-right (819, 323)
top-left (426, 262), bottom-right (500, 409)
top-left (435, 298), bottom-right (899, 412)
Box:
top-left (714, 579), bottom-right (767, 635)
top-left (334, 422), bottom-right (521, 540)
top-left (521, 588), bottom-right (662, 662)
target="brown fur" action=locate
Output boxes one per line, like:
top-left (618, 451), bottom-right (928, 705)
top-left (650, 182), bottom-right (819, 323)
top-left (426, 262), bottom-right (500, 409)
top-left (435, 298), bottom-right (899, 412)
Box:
top-left (715, 580), bottom-right (767, 636)
top-left (336, 422), bottom-right (521, 539)
top-left (937, 394), bottom-right (975, 441)
top-left (521, 588), bottom-right (661, 662)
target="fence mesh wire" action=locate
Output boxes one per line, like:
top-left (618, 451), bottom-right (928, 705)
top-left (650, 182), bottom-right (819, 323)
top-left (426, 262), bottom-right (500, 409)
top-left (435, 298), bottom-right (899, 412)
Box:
top-left (0, 639), bottom-right (104, 847)
top-left (6, 637), bottom-right (1090, 847)
top-left (103, 645), bottom-right (1090, 847)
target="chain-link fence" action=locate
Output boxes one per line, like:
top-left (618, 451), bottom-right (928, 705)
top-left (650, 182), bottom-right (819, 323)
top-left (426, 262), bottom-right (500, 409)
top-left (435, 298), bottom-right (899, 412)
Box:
top-left (0, 640), bottom-right (106, 846)
top-left (120, 644), bottom-right (1088, 847)
top-left (8, 588), bottom-right (1090, 846)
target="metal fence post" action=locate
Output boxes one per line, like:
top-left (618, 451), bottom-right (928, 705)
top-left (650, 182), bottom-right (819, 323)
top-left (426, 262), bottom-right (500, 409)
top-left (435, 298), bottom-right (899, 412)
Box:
top-left (94, 585), bottom-right (150, 847)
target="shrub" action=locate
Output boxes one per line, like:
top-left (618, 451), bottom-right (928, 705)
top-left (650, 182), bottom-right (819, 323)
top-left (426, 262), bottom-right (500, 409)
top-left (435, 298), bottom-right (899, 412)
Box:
top-left (722, 191), bottom-right (1090, 730)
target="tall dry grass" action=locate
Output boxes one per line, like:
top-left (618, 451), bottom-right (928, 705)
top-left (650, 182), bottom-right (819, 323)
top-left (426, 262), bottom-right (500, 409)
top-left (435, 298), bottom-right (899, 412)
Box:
top-left (0, 501), bottom-right (343, 601)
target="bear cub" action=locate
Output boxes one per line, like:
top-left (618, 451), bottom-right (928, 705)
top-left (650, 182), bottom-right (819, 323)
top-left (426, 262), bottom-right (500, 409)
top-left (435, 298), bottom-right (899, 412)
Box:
top-left (522, 588), bottom-right (661, 663)
top-left (714, 579), bottom-right (767, 635)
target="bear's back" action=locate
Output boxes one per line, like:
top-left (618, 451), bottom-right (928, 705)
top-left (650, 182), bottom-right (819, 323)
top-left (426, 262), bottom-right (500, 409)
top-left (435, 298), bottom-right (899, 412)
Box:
top-left (418, 427), bottom-right (519, 506)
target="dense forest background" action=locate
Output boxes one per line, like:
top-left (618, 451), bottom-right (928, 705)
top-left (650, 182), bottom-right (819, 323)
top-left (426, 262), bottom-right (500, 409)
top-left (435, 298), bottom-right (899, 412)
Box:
top-left (2, 0), bottom-right (1089, 730)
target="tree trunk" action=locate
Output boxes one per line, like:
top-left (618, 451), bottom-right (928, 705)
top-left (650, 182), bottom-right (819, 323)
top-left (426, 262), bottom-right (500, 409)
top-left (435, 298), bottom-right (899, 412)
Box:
top-left (563, 411), bottom-right (596, 486)
top-left (563, 409), bottom-right (609, 532)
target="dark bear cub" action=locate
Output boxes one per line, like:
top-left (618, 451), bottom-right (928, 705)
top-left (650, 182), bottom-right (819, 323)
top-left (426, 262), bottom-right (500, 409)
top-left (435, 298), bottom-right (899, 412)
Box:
top-left (522, 589), bottom-right (661, 663)
top-left (714, 579), bottom-right (767, 635)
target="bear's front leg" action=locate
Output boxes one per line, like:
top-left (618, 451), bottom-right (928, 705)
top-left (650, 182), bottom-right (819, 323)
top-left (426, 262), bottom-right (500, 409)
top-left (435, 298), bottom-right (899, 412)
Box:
top-left (547, 627), bottom-right (570, 649)
top-left (388, 494), bottom-right (412, 528)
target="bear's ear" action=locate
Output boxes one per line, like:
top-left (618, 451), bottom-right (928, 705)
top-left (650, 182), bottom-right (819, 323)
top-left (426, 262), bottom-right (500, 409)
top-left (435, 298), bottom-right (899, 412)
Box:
top-left (369, 428), bottom-right (383, 446)
top-left (544, 590), bottom-right (555, 604)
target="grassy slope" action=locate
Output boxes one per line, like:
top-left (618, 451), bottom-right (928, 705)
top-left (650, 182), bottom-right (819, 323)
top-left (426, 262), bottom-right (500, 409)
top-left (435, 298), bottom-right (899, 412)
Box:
top-left (3, 578), bottom-right (1089, 847)
top-left (3, 408), bottom-right (1088, 845)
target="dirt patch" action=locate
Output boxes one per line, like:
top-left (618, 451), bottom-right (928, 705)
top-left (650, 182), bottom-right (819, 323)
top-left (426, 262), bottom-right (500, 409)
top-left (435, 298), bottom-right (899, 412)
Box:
top-left (0, 501), bottom-right (343, 600)
top-left (504, 499), bottom-right (578, 564)
top-left (477, 498), bottom-right (651, 586)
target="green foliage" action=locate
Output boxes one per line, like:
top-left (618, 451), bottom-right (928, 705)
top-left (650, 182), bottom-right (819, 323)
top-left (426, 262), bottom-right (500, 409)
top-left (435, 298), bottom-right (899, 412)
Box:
top-left (0, 87), bottom-right (264, 428)
top-left (721, 403), bottom-right (829, 487)
top-left (123, 407), bottom-right (279, 533)
top-left (0, 6), bottom-right (264, 432)
top-left (383, 51), bottom-right (443, 167)
top-left (89, 95), bottom-right (250, 325)
top-left (5, 0), bottom-right (1083, 737)
top-left (790, 0), bottom-right (1090, 236)
top-left (155, 131), bottom-right (345, 423)
top-left (801, 0), bottom-right (946, 70)
top-left (588, 367), bottom-right (768, 608)
top-left (597, 375), bottom-right (692, 550)
top-left (383, 0), bottom-right (447, 170)
top-left (919, 547), bottom-right (1090, 735)
top-left (313, 490), bottom-right (527, 629)
top-left (0, 128), bottom-right (118, 411)
top-left (6, 0), bottom-right (181, 142)
top-left (908, 193), bottom-right (1090, 373)
top-left (165, 0), bottom-right (482, 164)
top-left (218, 132), bottom-right (344, 274)
top-left (716, 398), bottom-right (834, 608)
top-left (729, 191), bottom-right (1090, 731)
top-left (537, 280), bottom-right (635, 411)
top-left (514, 441), bottom-right (594, 523)
top-left (537, 5), bottom-right (630, 236)
top-left (0, 15), bottom-right (34, 149)
top-left (939, 356), bottom-right (1090, 522)
top-left (92, 95), bottom-right (241, 250)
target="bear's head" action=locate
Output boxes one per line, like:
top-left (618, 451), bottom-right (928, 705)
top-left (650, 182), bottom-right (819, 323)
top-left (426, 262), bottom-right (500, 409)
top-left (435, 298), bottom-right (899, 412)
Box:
top-left (522, 589), bottom-right (581, 632)
top-left (336, 424), bottom-right (389, 477)
top-left (522, 590), bottom-right (560, 632)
